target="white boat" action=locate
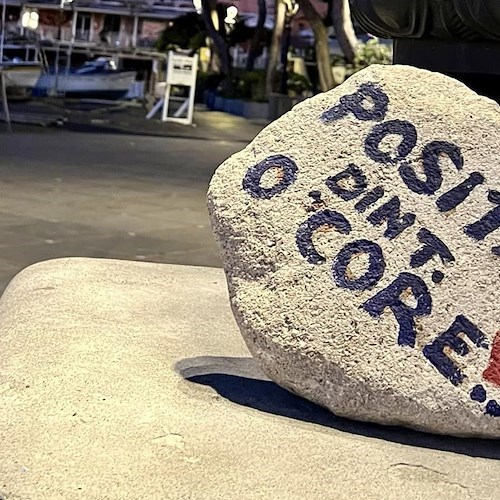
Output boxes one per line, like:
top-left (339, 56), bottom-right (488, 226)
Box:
top-left (0, 44), bottom-right (44, 92)
top-left (35, 58), bottom-right (137, 99)
top-left (1, 61), bottom-right (43, 89)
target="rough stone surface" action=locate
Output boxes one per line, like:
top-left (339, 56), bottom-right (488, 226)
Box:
top-left (2, 258), bottom-right (500, 499)
top-left (208, 65), bottom-right (500, 437)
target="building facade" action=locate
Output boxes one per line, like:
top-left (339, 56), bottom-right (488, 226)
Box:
top-left (4, 0), bottom-right (197, 49)
top-left (3, 0), bottom-right (327, 52)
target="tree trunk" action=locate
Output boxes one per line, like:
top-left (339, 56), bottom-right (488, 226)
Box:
top-left (246, 0), bottom-right (267, 71)
top-left (266, 0), bottom-right (286, 97)
top-left (209, 47), bottom-right (221, 73)
top-left (201, 0), bottom-right (232, 87)
top-left (331, 0), bottom-right (357, 63)
top-left (297, 0), bottom-right (334, 92)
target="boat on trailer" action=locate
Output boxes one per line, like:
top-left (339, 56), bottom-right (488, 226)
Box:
top-left (0, 45), bottom-right (44, 95)
top-left (35, 57), bottom-right (137, 99)
top-left (1, 61), bottom-right (43, 88)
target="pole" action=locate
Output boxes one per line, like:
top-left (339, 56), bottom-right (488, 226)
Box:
top-left (132, 15), bottom-right (138, 48)
top-left (0, 70), bottom-right (12, 132)
top-left (0, 0), bottom-right (6, 64)
top-left (279, 16), bottom-right (291, 95)
top-left (71, 10), bottom-right (77, 42)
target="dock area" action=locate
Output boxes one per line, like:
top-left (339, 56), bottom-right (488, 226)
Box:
top-left (0, 98), bottom-right (267, 141)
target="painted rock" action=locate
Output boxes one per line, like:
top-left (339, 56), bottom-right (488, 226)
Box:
top-left (207, 65), bottom-right (500, 437)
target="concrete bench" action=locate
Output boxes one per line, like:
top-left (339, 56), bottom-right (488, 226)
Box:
top-left (0, 258), bottom-right (498, 499)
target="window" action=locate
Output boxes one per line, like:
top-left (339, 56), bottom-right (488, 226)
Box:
top-left (75, 13), bottom-right (91, 41)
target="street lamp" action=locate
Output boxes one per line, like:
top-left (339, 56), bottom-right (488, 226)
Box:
top-left (280, 0), bottom-right (299, 95)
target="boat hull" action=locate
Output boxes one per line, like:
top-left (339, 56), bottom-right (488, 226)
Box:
top-left (35, 71), bottom-right (137, 99)
top-left (1, 64), bottom-right (43, 89)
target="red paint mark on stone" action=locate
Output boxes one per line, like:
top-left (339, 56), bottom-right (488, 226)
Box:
top-left (483, 331), bottom-right (500, 387)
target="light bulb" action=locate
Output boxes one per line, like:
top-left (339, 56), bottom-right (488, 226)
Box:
top-left (21, 10), bottom-right (39, 30)
top-left (226, 5), bottom-right (238, 19)
top-left (21, 11), bottom-right (30, 28)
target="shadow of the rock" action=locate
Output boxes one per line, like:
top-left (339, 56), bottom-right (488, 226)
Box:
top-left (176, 355), bottom-right (500, 460)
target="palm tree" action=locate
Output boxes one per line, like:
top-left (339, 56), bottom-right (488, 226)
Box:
top-left (265, 0), bottom-right (286, 96)
top-left (246, 0), bottom-right (267, 71)
top-left (297, 0), bottom-right (334, 91)
top-left (200, 0), bottom-right (232, 83)
top-left (331, 0), bottom-right (357, 63)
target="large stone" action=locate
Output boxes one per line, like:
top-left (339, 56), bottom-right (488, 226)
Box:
top-left (207, 65), bottom-right (500, 437)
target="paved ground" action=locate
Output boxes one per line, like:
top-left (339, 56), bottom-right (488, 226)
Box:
top-left (3, 260), bottom-right (500, 500)
top-left (0, 101), bottom-right (265, 292)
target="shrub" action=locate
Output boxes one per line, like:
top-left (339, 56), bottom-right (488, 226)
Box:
top-left (354, 37), bottom-right (393, 70)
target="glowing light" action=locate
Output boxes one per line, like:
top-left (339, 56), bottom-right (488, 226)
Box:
top-left (21, 10), bottom-right (39, 30)
top-left (224, 5), bottom-right (238, 25)
top-left (192, 0), bottom-right (202, 13)
top-left (226, 5), bottom-right (238, 18)
top-left (283, 0), bottom-right (299, 15)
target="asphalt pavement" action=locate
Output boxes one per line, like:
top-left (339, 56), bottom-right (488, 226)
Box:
top-left (0, 101), bottom-right (266, 293)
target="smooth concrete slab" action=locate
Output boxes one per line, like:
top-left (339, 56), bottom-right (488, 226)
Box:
top-left (0, 258), bottom-right (499, 499)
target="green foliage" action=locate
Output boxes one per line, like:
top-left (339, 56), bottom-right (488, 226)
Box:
top-left (195, 71), bottom-right (224, 101)
top-left (286, 72), bottom-right (311, 95)
top-left (354, 37), bottom-right (393, 69)
top-left (227, 20), bottom-right (254, 45)
top-left (156, 13), bottom-right (206, 52)
top-left (240, 70), bottom-right (267, 101)
top-left (205, 69), bottom-right (267, 101)
top-left (197, 71), bottom-right (224, 91)
top-left (331, 53), bottom-right (346, 66)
